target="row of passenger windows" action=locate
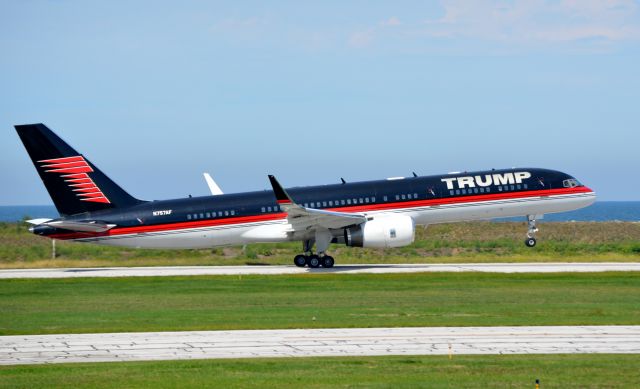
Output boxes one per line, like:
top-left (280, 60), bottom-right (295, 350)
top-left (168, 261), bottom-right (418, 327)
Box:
top-left (395, 193), bottom-right (419, 201)
top-left (450, 187), bottom-right (492, 196)
top-left (187, 210), bottom-right (235, 220)
top-left (285, 193), bottom-right (420, 210)
top-left (187, 183), bottom-right (532, 219)
top-left (448, 183), bottom-right (528, 196)
top-left (302, 197), bottom-right (376, 209)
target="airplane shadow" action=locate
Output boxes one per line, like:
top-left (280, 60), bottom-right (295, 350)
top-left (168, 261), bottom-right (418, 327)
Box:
top-left (305, 264), bottom-right (430, 273)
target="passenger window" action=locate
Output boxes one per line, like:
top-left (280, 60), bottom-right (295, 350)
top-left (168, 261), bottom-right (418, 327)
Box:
top-left (261, 207), bottom-right (265, 213)
top-left (329, 201), bottom-right (333, 206)
top-left (479, 188), bottom-right (484, 193)
top-left (414, 193), bottom-right (418, 199)
top-left (341, 200), bottom-right (346, 205)
top-left (383, 196), bottom-right (388, 202)
top-left (455, 190), bottom-right (460, 195)
top-left (365, 198), bottom-right (369, 203)
top-left (187, 214), bottom-right (192, 220)
top-left (372, 197), bottom-right (376, 202)
top-left (359, 198), bottom-right (363, 204)
top-left (267, 206), bottom-right (272, 212)
top-left (486, 187), bottom-right (491, 193)
top-left (401, 194), bottom-right (406, 200)
top-left (193, 214), bottom-right (198, 220)
top-left (218, 211), bottom-right (223, 217)
top-left (461, 189), bottom-right (467, 194)
top-left (498, 186), bottom-right (503, 192)
top-left (206, 212), bottom-right (211, 218)
top-left (198, 213), bottom-right (203, 219)
top-left (395, 195), bottom-right (400, 201)
top-left (450, 190), bottom-right (454, 196)
top-left (323, 202), bottom-right (327, 207)
top-left (390, 228), bottom-right (397, 238)
top-left (347, 199), bottom-right (351, 205)
top-left (224, 211), bottom-right (229, 216)
top-left (231, 210), bottom-right (235, 216)
top-left (524, 184), bottom-right (528, 189)
top-left (311, 203), bottom-right (315, 207)
top-left (474, 188), bottom-right (478, 194)
top-left (510, 185), bottom-right (515, 191)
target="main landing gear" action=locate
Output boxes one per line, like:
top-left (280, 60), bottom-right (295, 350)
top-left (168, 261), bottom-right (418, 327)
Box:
top-left (293, 238), bottom-right (335, 268)
top-left (293, 254), bottom-right (335, 268)
top-left (525, 215), bottom-right (539, 247)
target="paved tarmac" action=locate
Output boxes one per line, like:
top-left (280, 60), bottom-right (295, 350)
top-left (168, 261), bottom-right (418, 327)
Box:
top-left (1, 262), bottom-right (639, 279)
top-left (1, 326), bottom-right (638, 365)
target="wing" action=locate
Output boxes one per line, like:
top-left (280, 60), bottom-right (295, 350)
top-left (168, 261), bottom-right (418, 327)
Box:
top-left (268, 175), bottom-right (366, 230)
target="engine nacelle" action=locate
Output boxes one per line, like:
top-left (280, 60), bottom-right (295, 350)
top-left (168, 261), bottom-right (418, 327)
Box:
top-left (344, 215), bottom-right (415, 248)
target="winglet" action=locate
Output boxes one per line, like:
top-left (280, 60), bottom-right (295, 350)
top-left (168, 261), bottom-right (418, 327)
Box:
top-left (268, 175), bottom-right (293, 205)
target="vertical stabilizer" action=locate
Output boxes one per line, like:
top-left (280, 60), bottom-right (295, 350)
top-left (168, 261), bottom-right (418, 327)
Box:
top-left (15, 123), bottom-right (143, 216)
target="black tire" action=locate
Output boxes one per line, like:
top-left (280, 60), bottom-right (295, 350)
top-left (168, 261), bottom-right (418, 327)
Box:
top-left (525, 237), bottom-right (537, 247)
top-left (294, 254), bottom-right (307, 267)
top-left (321, 256), bottom-right (335, 268)
top-left (307, 255), bottom-right (321, 268)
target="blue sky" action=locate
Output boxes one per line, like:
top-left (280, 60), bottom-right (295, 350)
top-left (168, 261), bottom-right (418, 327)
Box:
top-left (1, 0), bottom-right (639, 204)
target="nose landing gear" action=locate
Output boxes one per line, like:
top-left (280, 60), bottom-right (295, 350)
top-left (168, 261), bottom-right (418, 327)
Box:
top-left (525, 214), bottom-right (540, 247)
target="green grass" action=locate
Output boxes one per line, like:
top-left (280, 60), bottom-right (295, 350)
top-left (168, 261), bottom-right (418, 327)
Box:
top-left (1, 354), bottom-right (639, 388)
top-left (1, 272), bottom-right (638, 335)
top-left (2, 221), bottom-right (640, 268)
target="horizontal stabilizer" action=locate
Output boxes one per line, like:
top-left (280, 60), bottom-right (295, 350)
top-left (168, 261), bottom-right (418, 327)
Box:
top-left (43, 220), bottom-right (116, 233)
top-left (26, 218), bottom-right (53, 225)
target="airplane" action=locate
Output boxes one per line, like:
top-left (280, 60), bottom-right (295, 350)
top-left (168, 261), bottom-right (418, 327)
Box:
top-left (15, 123), bottom-right (596, 268)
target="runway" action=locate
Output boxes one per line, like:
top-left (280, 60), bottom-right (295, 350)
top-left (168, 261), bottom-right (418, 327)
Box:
top-left (1, 326), bottom-right (638, 365)
top-left (1, 262), bottom-right (639, 279)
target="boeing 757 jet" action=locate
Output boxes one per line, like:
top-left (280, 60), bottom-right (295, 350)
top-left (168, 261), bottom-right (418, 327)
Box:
top-left (15, 124), bottom-right (596, 268)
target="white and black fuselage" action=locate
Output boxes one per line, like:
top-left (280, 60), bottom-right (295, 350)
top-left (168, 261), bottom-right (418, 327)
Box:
top-left (16, 124), bottom-right (596, 266)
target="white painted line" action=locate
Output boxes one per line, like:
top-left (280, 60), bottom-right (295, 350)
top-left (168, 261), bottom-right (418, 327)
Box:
top-left (1, 326), bottom-right (638, 365)
top-left (0, 263), bottom-right (638, 279)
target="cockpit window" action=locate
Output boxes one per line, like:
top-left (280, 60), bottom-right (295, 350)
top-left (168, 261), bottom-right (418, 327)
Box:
top-left (562, 178), bottom-right (582, 188)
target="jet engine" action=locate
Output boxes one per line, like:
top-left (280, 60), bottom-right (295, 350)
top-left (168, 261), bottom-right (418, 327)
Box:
top-left (344, 215), bottom-right (415, 248)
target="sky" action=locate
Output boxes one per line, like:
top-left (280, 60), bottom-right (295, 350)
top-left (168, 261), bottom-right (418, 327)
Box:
top-left (1, 0), bottom-right (639, 205)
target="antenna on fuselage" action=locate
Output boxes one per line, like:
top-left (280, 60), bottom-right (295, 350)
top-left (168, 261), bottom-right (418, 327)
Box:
top-left (340, 178), bottom-right (346, 184)
top-left (412, 172), bottom-right (418, 177)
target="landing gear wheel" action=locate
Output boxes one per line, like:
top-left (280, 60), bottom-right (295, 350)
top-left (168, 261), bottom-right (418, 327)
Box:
top-left (307, 255), bottom-right (321, 268)
top-left (321, 256), bottom-right (334, 268)
top-left (525, 237), bottom-right (537, 247)
top-left (294, 254), bottom-right (307, 267)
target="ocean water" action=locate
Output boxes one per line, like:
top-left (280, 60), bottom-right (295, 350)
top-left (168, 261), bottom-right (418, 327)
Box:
top-left (1, 202), bottom-right (638, 223)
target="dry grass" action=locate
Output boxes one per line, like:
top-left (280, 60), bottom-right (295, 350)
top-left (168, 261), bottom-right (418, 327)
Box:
top-left (1, 221), bottom-right (639, 268)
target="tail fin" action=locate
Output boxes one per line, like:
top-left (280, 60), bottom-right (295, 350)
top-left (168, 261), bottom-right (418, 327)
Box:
top-left (15, 123), bottom-right (143, 216)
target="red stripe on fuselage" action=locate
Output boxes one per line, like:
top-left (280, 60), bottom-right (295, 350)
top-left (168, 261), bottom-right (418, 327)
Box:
top-left (49, 186), bottom-right (593, 240)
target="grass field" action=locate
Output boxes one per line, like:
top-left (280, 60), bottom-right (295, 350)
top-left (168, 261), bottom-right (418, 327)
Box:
top-left (1, 272), bottom-right (638, 335)
top-left (1, 354), bottom-right (639, 388)
top-left (2, 221), bottom-right (640, 268)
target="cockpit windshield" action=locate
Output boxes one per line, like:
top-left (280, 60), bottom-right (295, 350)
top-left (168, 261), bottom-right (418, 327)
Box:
top-left (562, 178), bottom-right (582, 188)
